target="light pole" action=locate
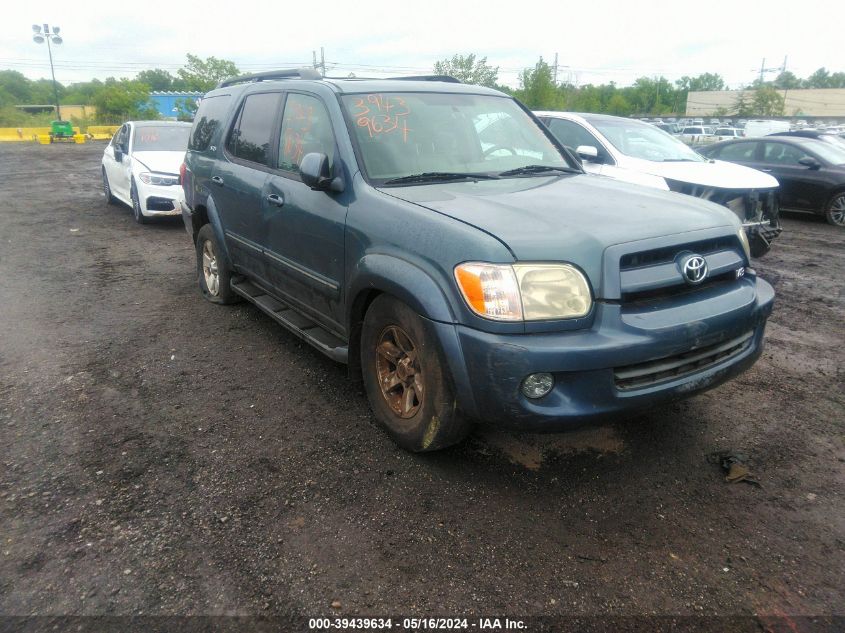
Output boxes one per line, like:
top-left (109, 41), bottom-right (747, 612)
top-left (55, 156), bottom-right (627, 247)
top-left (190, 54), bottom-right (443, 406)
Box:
top-left (31, 24), bottom-right (63, 121)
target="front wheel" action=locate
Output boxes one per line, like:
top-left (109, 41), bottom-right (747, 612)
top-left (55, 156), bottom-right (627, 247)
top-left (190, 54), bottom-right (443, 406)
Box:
top-left (195, 224), bottom-right (239, 304)
top-left (130, 181), bottom-right (148, 224)
top-left (824, 191), bottom-right (845, 227)
top-left (360, 295), bottom-right (472, 452)
top-left (102, 168), bottom-right (117, 205)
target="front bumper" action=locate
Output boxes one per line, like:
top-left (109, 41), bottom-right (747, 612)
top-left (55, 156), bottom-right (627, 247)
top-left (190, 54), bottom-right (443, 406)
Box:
top-left (435, 275), bottom-right (774, 431)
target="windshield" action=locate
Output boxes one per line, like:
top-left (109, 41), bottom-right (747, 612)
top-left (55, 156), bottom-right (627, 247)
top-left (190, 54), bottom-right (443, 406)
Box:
top-left (589, 117), bottom-right (705, 162)
top-left (133, 125), bottom-right (191, 152)
top-left (799, 139), bottom-right (845, 165)
top-left (340, 92), bottom-right (573, 183)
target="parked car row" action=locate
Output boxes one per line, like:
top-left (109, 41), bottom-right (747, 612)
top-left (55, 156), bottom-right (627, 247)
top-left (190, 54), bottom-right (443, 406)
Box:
top-left (99, 73), bottom-right (778, 453)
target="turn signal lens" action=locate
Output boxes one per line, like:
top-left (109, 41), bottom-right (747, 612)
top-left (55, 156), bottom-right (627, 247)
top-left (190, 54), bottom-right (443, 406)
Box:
top-left (454, 263), bottom-right (522, 321)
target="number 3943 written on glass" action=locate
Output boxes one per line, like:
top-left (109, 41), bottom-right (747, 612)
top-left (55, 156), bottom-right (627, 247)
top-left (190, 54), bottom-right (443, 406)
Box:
top-left (353, 94), bottom-right (412, 142)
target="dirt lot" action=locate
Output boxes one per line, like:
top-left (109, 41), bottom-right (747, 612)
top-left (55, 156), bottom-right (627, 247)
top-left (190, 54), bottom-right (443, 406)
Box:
top-left (0, 143), bottom-right (843, 631)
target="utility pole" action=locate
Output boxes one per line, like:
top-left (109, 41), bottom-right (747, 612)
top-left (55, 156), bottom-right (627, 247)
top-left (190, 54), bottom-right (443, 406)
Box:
top-left (553, 52), bottom-right (558, 84)
top-left (320, 47), bottom-right (326, 77)
top-left (759, 58), bottom-right (766, 84)
top-left (313, 50), bottom-right (318, 72)
top-left (781, 56), bottom-right (790, 107)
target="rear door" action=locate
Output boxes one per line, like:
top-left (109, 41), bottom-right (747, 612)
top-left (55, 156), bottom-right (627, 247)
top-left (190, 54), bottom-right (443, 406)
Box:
top-left (212, 91), bottom-right (284, 280)
top-left (260, 91), bottom-right (347, 331)
top-left (104, 124), bottom-right (131, 200)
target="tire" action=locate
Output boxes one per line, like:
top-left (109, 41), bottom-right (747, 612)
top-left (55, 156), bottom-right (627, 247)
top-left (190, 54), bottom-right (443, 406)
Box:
top-left (130, 180), bottom-right (148, 224)
top-left (195, 224), bottom-right (240, 304)
top-left (102, 168), bottom-right (117, 205)
top-left (360, 295), bottom-right (471, 452)
top-left (824, 191), bottom-right (845, 227)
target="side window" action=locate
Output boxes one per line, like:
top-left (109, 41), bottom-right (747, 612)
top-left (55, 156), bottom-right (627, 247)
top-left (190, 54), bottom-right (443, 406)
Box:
top-left (547, 118), bottom-right (610, 163)
top-left (110, 126), bottom-right (122, 147)
top-left (762, 142), bottom-right (811, 165)
top-left (278, 93), bottom-right (336, 172)
top-left (189, 94), bottom-right (232, 151)
top-left (114, 125), bottom-right (128, 150)
top-left (227, 92), bottom-right (283, 166)
top-left (715, 142), bottom-right (758, 161)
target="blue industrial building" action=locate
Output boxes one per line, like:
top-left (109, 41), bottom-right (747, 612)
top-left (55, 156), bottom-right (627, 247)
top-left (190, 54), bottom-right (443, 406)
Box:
top-left (148, 92), bottom-right (203, 120)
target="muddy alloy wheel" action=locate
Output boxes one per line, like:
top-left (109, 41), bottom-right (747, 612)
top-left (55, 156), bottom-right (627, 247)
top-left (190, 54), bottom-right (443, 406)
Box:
top-left (360, 295), bottom-right (472, 452)
top-left (194, 224), bottom-right (239, 305)
top-left (375, 325), bottom-right (424, 418)
top-left (825, 192), bottom-right (845, 227)
top-left (202, 239), bottom-right (220, 297)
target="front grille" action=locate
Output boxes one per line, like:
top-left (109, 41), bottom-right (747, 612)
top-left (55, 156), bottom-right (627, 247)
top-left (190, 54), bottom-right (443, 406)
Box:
top-left (622, 270), bottom-right (739, 304)
top-left (619, 236), bottom-right (735, 270)
top-left (613, 331), bottom-right (754, 391)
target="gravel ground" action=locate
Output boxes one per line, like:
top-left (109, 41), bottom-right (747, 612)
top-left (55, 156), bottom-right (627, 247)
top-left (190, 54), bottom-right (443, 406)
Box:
top-left (0, 143), bottom-right (842, 631)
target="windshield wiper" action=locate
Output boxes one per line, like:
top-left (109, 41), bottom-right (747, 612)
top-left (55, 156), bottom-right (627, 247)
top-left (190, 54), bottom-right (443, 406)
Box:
top-left (498, 164), bottom-right (579, 177)
top-left (382, 172), bottom-right (501, 185)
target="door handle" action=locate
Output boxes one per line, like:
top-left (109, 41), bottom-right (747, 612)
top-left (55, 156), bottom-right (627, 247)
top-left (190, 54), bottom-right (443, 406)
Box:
top-left (266, 193), bottom-right (285, 207)
top-left (211, 176), bottom-right (224, 186)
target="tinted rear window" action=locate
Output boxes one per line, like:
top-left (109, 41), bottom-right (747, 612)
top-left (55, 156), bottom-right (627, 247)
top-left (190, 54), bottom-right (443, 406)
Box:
top-left (228, 92), bottom-right (283, 166)
top-left (188, 95), bottom-right (232, 151)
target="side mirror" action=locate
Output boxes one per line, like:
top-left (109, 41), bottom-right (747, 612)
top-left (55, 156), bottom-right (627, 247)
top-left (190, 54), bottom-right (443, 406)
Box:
top-left (299, 152), bottom-right (344, 192)
top-left (798, 156), bottom-right (821, 170)
top-left (114, 148), bottom-right (123, 162)
top-left (576, 145), bottom-right (599, 162)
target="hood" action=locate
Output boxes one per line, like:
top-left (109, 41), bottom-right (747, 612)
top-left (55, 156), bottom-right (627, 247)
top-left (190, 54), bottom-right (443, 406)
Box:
top-left (131, 150), bottom-right (185, 175)
top-left (626, 157), bottom-right (778, 189)
top-left (381, 174), bottom-right (739, 269)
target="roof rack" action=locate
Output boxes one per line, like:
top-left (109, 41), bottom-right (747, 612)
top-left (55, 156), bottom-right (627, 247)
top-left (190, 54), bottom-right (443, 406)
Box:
top-left (216, 68), bottom-right (322, 89)
top-left (387, 75), bottom-right (460, 83)
top-left (321, 74), bottom-right (462, 84)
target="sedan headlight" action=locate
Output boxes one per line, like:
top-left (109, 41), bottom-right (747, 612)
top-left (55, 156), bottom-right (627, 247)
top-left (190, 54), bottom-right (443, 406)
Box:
top-left (455, 262), bottom-right (592, 321)
top-left (139, 172), bottom-right (179, 186)
top-left (737, 228), bottom-right (751, 262)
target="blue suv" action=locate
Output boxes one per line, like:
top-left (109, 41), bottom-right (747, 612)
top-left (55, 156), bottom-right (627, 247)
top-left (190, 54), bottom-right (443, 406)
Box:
top-left (181, 69), bottom-right (774, 451)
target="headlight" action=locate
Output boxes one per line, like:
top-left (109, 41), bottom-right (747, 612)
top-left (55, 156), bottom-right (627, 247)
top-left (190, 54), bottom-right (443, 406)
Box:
top-left (737, 228), bottom-right (751, 262)
top-left (139, 172), bottom-right (179, 186)
top-left (455, 262), bottom-right (592, 321)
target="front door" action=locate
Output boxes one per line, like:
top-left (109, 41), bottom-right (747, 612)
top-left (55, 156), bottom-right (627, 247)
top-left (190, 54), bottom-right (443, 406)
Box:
top-left (757, 141), bottom-right (828, 211)
top-left (260, 92), bottom-right (348, 332)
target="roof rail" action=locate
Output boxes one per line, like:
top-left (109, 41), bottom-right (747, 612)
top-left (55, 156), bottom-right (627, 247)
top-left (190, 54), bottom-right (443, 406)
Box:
top-left (216, 68), bottom-right (322, 89)
top-left (388, 75), bottom-right (461, 83)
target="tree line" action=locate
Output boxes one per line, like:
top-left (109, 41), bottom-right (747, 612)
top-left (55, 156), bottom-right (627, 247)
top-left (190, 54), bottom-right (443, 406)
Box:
top-left (1, 52), bottom-right (843, 127)
top-left (435, 54), bottom-right (845, 117)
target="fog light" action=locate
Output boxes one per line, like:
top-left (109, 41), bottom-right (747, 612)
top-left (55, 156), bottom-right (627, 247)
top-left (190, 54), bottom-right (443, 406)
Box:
top-left (522, 373), bottom-right (554, 399)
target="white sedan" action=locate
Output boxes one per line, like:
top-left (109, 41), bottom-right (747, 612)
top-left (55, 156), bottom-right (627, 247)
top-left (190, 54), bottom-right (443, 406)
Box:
top-left (101, 121), bottom-right (191, 224)
top-left (534, 111), bottom-right (782, 256)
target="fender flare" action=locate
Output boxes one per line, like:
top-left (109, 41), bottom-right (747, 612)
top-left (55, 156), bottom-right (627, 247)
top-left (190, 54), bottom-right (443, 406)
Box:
top-left (347, 253), bottom-right (457, 325)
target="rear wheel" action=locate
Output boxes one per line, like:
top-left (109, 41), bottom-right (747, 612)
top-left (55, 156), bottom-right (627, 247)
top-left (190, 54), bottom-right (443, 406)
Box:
top-left (102, 168), bottom-right (116, 205)
top-left (360, 295), bottom-right (471, 452)
top-left (130, 181), bottom-right (148, 224)
top-left (195, 224), bottom-right (239, 304)
top-left (824, 191), bottom-right (845, 227)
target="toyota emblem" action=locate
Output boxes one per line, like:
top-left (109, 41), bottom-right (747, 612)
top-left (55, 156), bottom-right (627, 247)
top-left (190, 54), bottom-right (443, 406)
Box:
top-left (681, 254), bottom-right (708, 284)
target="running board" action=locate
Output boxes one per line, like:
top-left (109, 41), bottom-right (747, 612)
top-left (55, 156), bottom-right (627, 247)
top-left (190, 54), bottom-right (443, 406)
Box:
top-left (230, 278), bottom-right (348, 363)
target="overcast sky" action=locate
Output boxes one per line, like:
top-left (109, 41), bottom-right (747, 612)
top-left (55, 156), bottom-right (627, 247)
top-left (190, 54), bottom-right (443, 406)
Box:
top-left (2, 0), bottom-right (842, 90)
